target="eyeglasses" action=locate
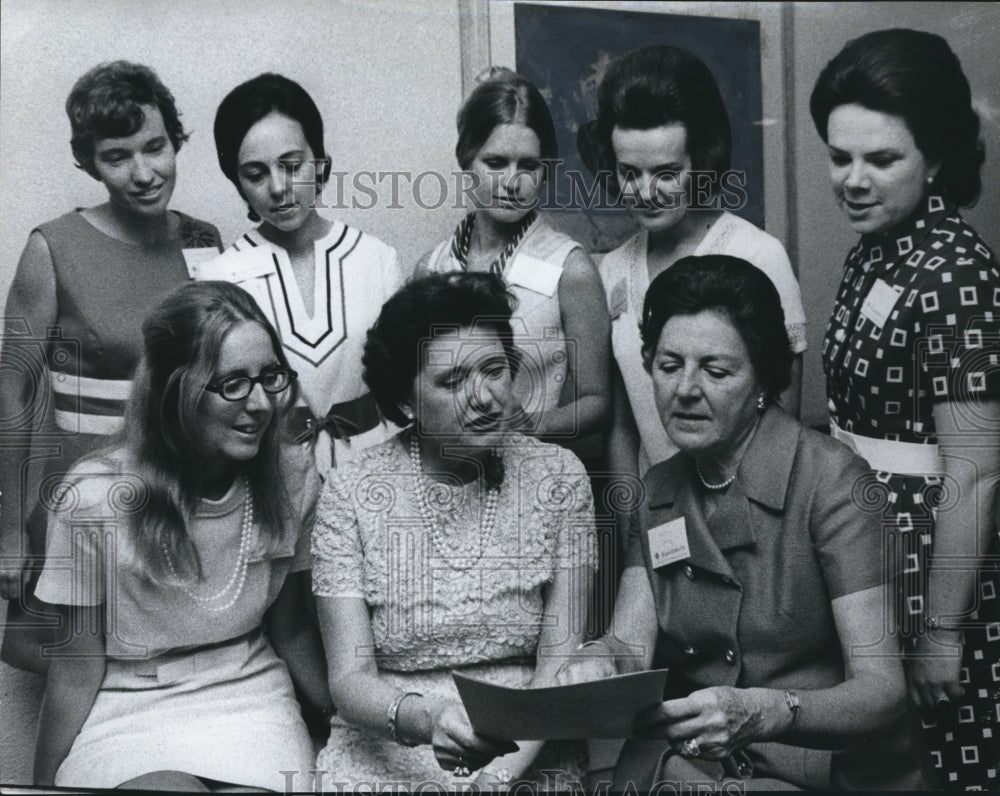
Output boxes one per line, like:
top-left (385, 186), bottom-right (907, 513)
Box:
top-left (205, 368), bottom-right (297, 402)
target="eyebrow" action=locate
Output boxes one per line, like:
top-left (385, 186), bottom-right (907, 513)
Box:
top-left (238, 150), bottom-right (307, 168)
top-left (617, 160), bottom-right (685, 172)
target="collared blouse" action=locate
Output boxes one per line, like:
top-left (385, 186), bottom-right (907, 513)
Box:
top-left (625, 406), bottom-right (926, 789)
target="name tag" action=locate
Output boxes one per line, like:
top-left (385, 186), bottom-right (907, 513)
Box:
top-left (192, 248), bottom-right (277, 283)
top-left (859, 278), bottom-right (902, 330)
top-left (648, 517), bottom-right (691, 569)
top-left (506, 254), bottom-right (563, 297)
top-left (182, 247), bottom-right (223, 279)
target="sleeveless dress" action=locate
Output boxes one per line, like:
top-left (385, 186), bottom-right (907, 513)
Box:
top-left (823, 194), bottom-right (1000, 789)
top-left (424, 215), bottom-right (581, 420)
top-left (192, 221), bottom-right (402, 475)
top-left (311, 434), bottom-right (596, 789)
top-left (599, 213), bottom-right (807, 474)
top-left (1, 209), bottom-right (221, 671)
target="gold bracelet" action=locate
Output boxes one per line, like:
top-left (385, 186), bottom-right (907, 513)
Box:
top-left (387, 691), bottom-right (422, 746)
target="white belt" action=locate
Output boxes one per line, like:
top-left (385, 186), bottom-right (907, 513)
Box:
top-left (830, 422), bottom-right (942, 475)
top-left (50, 372), bottom-right (130, 435)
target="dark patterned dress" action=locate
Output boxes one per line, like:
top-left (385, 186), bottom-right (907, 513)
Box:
top-left (823, 194), bottom-right (1000, 789)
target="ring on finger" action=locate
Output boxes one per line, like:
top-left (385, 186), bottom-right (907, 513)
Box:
top-left (679, 738), bottom-right (701, 758)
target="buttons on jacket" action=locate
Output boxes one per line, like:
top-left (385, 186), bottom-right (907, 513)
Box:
top-left (724, 649), bottom-right (737, 665)
top-left (683, 565), bottom-right (695, 580)
top-left (683, 645), bottom-right (698, 657)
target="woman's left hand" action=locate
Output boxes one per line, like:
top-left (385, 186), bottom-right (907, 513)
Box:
top-left (633, 686), bottom-right (788, 760)
top-left (909, 633), bottom-right (965, 712)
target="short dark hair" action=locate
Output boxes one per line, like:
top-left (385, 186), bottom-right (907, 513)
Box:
top-left (67, 61), bottom-right (189, 179)
top-left (363, 272), bottom-right (519, 427)
top-left (810, 28), bottom-right (984, 206)
top-left (581, 45), bottom-right (732, 197)
top-left (455, 67), bottom-right (558, 170)
top-left (214, 73), bottom-right (331, 200)
top-left (640, 255), bottom-right (792, 402)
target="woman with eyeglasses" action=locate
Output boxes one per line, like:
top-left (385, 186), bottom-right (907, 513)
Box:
top-left (32, 281), bottom-right (331, 790)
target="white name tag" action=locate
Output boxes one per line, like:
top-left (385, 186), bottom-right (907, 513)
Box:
top-left (647, 517), bottom-right (691, 569)
top-left (192, 248), bottom-right (277, 283)
top-left (506, 254), bottom-right (563, 297)
top-left (181, 247), bottom-right (223, 279)
top-left (859, 278), bottom-right (902, 330)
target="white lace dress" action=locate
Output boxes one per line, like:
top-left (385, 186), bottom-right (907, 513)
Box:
top-left (311, 433), bottom-right (597, 789)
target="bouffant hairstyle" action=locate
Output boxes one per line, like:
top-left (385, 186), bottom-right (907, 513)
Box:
top-left (810, 28), bottom-right (984, 206)
top-left (214, 73), bottom-right (331, 200)
top-left (363, 272), bottom-right (519, 428)
top-left (641, 255), bottom-right (792, 403)
top-left (579, 45), bottom-right (732, 197)
top-left (67, 61), bottom-right (189, 179)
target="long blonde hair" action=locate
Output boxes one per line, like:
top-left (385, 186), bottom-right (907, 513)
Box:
top-left (121, 280), bottom-right (297, 582)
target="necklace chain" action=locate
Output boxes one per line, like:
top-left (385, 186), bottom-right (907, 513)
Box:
top-left (695, 460), bottom-right (736, 491)
top-left (409, 436), bottom-right (500, 568)
top-left (162, 475), bottom-right (253, 612)
top-left (450, 211), bottom-right (536, 278)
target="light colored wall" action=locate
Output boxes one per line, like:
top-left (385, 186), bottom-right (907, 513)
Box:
top-left (790, 1), bottom-right (1000, 426)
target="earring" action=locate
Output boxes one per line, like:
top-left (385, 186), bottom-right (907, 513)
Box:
top-left (757, 393), bottom-right (767, 412)
top-left (926, 174), bottom-right (936, 185)
top-left (400, 405), bottom-right (414, 422)
top-left (247, 205), bottom-right (261, 223)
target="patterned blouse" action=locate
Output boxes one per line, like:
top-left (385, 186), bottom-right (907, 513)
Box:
top-left (311, 433), bottom-right (597, 672)
top-left (823, 194), bottom-right (1000, 442)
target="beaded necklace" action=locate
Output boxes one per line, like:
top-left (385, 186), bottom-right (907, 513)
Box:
top-left (695, 460), bottom-right (736, 491)
top-left (162, 475), bottom-right (253, 612)
top-left (409, 436), bottom-right (500, 567)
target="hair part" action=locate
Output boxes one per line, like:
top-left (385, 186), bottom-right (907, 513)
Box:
top-left (591, 45), bottom-right (732, 197)
top-left (640, 255), bottom-right (792, 402)
top-left (214, 72), bottom-right (331, 202)
top-left (122, 280), bottom-right (297, 583)
top-left (363, 272), bottom-right (519, 427)
top-left (810, 28), bottom-right (984, 206)
top-left (455, 68), bottom-right (558, 172)
top-left (66, 60), bottom-right (189, 179)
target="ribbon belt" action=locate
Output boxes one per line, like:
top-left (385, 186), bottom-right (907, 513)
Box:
top-left (284, 393), bottom-right (382, 448)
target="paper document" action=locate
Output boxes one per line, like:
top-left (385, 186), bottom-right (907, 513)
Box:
top-left (453, 668), bottom-right (668, 739)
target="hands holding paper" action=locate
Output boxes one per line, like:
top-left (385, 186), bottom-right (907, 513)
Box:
top-left (631, 686), bottom-right (791, 760)
top-left (430, 700), bottom-right (519, 774)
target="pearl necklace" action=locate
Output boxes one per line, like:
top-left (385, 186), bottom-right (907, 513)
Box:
top-left (163, 475), bottom-right (253, 612)
top-left (695, 460), bottom-right (736, 491)
top-left (409, 436), bottom-right (500, 567)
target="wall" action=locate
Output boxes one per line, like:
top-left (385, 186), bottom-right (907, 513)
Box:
top-left (790, 1), bottom-right (1000, 426)
top-left (1, 0), bottom-right (998, 784)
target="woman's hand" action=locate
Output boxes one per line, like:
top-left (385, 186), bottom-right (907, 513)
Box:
top-left (633, 686), bottom-right (789, 760)
top-left (554, 644), bottom-right (617, 686)
top-left (431, 701), bottom-right (518, 775)
top-left (909, 632), bottom-right (965, 712)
